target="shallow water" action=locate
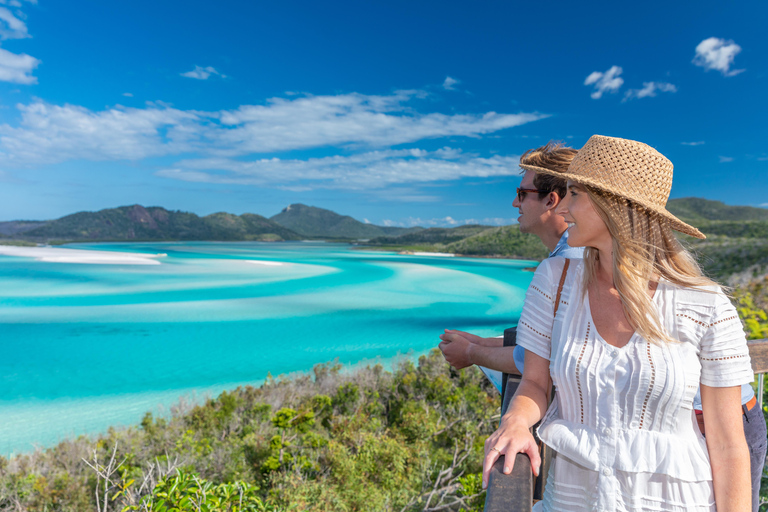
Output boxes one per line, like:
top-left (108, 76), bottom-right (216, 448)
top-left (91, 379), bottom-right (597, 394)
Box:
top-left (0, 242), bottom-right (535, 454)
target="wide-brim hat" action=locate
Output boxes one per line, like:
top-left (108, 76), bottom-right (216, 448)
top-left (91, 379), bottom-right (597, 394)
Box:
top-left (520, 134), bottom-right (705, 239)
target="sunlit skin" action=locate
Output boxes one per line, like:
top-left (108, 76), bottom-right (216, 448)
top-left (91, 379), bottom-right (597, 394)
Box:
top-left (437, 171), bottom-right (569, 375)
top-left (510, 170), bottom-right (566, 252)
top-left (481, 180), bottom-right (751, 512)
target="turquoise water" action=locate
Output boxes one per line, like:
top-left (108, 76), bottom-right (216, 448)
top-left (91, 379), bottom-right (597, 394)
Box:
top-left (0, 242), bottom-right (535, 454)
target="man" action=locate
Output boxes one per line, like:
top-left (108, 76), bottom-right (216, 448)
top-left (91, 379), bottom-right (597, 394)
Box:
top-left (437, 141), bottom-right (767, 512)
top-left (438, 141), bottom-right (581, 374)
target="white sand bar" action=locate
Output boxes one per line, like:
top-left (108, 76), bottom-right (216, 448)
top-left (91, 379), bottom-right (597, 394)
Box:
top-left (0, 246), bottom-right (163, 265)
top-left (245, 260), bottom-right (284, 266)
top-left (413, 252), bottom-right (455, 257)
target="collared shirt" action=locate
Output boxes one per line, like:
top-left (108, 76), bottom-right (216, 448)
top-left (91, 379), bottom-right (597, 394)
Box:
top-left (549, 229), bottom-right (585, 260)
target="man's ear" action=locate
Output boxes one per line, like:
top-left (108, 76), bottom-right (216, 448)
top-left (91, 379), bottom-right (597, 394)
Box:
top-left (545, 192), bottom-right (561, 211)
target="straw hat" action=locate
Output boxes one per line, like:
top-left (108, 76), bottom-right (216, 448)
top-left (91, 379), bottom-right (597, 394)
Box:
top-left (520, 134), bottom-right (705, 239)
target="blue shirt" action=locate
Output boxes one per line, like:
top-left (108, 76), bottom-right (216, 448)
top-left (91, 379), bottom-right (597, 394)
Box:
top-left (549, 229), bottom-right (586, 260)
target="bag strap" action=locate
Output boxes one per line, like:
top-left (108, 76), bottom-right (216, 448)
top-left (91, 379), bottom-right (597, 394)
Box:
top-left (553, 259), bottom-right (571, 318)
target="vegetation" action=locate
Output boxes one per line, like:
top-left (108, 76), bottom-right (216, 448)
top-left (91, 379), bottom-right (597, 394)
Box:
top-left (270, 204), bottom-right (418, 239)
top-left (666, 197), bottom-right (768, 223)
top-left (367, 226), bottom-right (492, 246)
top-left (0, 351), bottom-right (496, 511)
top-left (12, 206), bottom-right (303, 243)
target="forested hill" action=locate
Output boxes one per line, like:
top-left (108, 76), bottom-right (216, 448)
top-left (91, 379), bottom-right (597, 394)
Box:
top-left (667, 197), bottom-right (768, 222)
top-left (4, 205), bottom-right (302, 242)
top-left (270, 203), bottom-right (419, 239)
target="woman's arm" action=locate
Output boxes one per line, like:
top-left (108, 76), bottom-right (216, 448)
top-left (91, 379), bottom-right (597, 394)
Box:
top-left (481, 349), bottom-right (550, 488)
top-left (700, 384), bottom-right (751, 512)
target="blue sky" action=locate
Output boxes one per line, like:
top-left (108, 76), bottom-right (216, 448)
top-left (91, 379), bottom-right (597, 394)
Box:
top-left (0, 0), bottom-right (765, 226)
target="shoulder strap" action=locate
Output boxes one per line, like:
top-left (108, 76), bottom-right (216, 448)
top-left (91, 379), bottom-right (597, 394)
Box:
top-left (553, 259), bottom-right (571, 318)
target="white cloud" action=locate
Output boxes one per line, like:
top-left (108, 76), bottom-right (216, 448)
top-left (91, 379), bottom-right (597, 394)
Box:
top-left (155, 148), bottom-right (523, 191)
top-left (0, 102), bottom-right (200, 163)
top-left (681, 141), bottom-right (705, 146)
top-left (0, 46), bottom-right (38, 84)
top-left (180, 65), bottom-right (225, 80)
top-left (442, 76), bottom-right (459, 90)
top-left (693, 37), bottom-right (744, 76)
top-left (381, 216), bottom-right (515, 228)
top-left (0, 6), bottom-right (28, 39)
top-left (584, 66), bottom-right (624, 99)
top-left (718, 156), bottom-right (734, 163)
top-left (623, 81), bottom-right (677, 101)
top-left (0, 90), bottom-right (546, 166)
top-left (0, 2), bottom-right (38, 84)
top-left (122, 92), bottom-right (133, 97)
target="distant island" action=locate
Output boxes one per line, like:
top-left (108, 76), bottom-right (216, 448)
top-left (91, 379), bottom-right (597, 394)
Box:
top-left (2, 197), bottom-right (767, 284)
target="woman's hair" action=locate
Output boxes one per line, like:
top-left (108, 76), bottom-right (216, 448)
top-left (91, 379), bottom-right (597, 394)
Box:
top-left (582, 186), bottom-right (717, 344)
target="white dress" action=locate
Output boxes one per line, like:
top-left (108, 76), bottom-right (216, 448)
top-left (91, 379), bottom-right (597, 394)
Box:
top-left (517, 257), bottom-right (754, 512)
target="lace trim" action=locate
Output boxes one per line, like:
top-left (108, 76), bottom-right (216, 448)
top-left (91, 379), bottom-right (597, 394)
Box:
top-left (710, 315), bottom-right (738, 327)
top-left (576, 323), bottom-right (590, 424)
top-left (677, 313), bottom-right (740, 328)
top-left (531, 285), bottom-right (552, 301)
top-left (676, 313), bottom-right (706, 327)
top-left (520, 321), bottom-right (551, 340)
top-left (640, 341), bottom-right (656, 430)
top-left (700, 354), bottom-right (749, 362)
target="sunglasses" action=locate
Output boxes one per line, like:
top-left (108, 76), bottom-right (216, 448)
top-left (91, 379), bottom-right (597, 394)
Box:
top-left (516, 187), bottom-right (540, 201)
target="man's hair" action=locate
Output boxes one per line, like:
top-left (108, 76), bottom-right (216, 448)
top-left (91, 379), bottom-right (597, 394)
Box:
top-left (519, 141), bottom-right (577, 200)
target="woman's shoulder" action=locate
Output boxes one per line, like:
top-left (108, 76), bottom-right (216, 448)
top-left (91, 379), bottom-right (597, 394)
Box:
top-left (536, 255), bottom-right (584, 279)
top-left (663, 280), bottom-right (734, 322)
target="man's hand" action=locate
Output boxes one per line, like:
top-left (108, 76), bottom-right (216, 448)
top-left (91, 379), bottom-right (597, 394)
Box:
top-left (438, 330), bottom-right (475, 369)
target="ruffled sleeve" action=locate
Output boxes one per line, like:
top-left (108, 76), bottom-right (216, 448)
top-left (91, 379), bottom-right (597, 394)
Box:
top-left (699, 290), bottom-right (754, 387)
top-left (516, 257), bottom-right (566, 361)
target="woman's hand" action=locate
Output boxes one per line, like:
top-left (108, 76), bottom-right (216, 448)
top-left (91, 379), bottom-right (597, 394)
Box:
top-left (482, 415), bottom-right (541, 489)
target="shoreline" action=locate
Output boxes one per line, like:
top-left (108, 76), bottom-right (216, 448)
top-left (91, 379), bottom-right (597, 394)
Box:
top-left (2, 349), bottom-right (435, 457)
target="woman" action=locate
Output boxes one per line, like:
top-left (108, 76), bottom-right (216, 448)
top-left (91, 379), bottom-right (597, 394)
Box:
top-left (483, 135), bottom-right (753, 511)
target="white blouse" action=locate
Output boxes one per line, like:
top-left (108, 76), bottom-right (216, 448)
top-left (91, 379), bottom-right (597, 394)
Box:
top-left (517, 257), bottom-right (753, 512)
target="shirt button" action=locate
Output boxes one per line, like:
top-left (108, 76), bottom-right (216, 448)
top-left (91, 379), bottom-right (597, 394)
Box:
top-left (612, 349), bottom-right (619, 357)
top-left (602, 467), bottom-right (611, 476)
top-left (605, 428), bottom-right (612, 436)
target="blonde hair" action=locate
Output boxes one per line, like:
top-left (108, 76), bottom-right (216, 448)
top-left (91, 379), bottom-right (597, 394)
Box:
top-left (583, 186), bottom-right (717, 344)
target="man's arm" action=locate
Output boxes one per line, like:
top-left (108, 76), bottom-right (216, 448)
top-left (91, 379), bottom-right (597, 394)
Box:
top-left (438, 329), bottom-right (520, 374)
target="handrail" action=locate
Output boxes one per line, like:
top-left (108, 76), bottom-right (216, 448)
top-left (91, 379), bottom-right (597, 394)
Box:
top-left (483, 336), bottom-right (768, 512)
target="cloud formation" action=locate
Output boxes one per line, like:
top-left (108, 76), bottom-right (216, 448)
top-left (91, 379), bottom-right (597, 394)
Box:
top-left (0, 90), bottom-right (546, 171)
top-left (584, 66), bottom-right (623, 99)
top-left (0, 47), bottom-right (38, 83)
top-left (382, 215), bottom-right (516, 227)
top-left (442, 76), bottom-right (459, 90)
top-left (0, 2), bottom-right (39, 84)
top-left (156, 148), bottom-right (523, 191)
top-left (681, 141), bottom-right (705, 146)
top-left (718, 156), bottom-right (734, 163)
top-left (693, 37), bottom-right (744, 76)
top-left (180, 65), bottom-right (225, 80)
top-left (0, 6), bottom-right (29, 40)
top-left (623, 81), bottom-right (677, 101)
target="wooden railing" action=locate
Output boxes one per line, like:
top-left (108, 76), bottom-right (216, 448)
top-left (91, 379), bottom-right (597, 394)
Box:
top-left (483, 332), bottom-right (768, 512)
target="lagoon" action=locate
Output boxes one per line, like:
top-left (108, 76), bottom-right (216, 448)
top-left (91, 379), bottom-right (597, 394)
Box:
top-left (0, 242), bottom-right (535, 454)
